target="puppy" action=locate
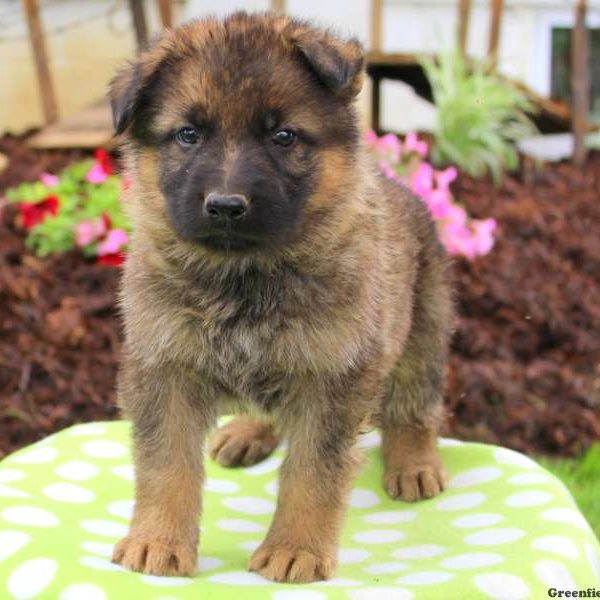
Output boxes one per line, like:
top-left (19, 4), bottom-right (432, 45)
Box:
top-left (110, 11), bottom-right (453, 584)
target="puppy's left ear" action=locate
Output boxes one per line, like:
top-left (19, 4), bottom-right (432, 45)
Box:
top-left (293, 32), bottom-right (365, 98)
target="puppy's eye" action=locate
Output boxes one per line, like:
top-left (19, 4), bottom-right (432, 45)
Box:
top-left (175, 127), bottom-right (200, 146)
top-left (272, 128), bottom-right (297, 148)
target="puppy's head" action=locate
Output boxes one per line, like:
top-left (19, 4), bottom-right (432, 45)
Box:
top-left (111, 12), bottom-right (364, 254)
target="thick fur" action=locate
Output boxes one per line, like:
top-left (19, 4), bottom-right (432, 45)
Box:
top-left (111, 12), bottom-right (453, 583)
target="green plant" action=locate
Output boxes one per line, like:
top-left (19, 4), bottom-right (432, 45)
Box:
top-left (540, 444), bottom-right (600, 540)
top-left (421, 51), bottom-right (537, 183)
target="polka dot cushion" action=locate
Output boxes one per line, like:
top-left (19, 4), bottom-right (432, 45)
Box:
top-left (1, 421), bottom-right (599, 599)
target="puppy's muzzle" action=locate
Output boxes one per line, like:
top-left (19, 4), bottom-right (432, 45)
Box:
top-left (204, 193), bottom-right (249, 225)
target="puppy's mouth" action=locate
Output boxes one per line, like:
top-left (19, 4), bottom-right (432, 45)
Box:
top-left (197, 233), bottom-right (263, 252)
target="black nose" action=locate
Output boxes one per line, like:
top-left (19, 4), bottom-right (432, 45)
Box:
top-left (204, 193), bottom-right (248, 223)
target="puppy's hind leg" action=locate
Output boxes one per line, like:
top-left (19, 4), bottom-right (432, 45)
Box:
top-left (209, 417), bottom-right (279, 467)
top-left (382, 244), bottom-right (453, 502)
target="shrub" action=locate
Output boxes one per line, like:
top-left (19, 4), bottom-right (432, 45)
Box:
top-left (421, 51), bottom-right (536, 183)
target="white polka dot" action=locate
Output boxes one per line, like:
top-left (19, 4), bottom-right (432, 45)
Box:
top-left (0, 468), bottom-right (25, 483)
top-left (43, 482), bottom-right (95, 503)
top-left (0, 531), bottom-right (31, 561)
top-left (3, 506), bottom-right (59, 527)
top-left (338, 548), bottom-right (371, 564)
top-left (318, 578), bottom-right (361, 587)
top-left (541, 507), bottom-right (591, 531)
top-left (357, 431), bottom-right (381, 449)
top-left (80, 556), bottom-right (125, 572)
top-left (208, 571), bottom-right (270, 584)
top-left (505, 490), bottom-right (552, 507)
top-left (59, 583), bottom-right (107, 600)
top-left (80, 541), bottom-right (114, 557)
top-left (438, 438), bottom-right (465, 447)
top-left (68, 424), bottom-right (108, 436)
top-left (441, 553), bottom-right (503, 569)
top-left (449, 467), bottom-right (502, 489)
top-left (222, 496), bottom-right (275, 515)
top-left (353, 530), bottom-right (404, 544)
top-left (349, 587), bottom-right (413, 600)
top-left (464, 528), bottom-right (525, 546)
top-left (349, 489), bottom-right (380, 509)
top-left (585, 543), bottom-right (600, 580)
top-left (111, 464), bottom-right (134, 481)
top-left (363, 511), bottom-right (416, 525)
top-left (216, 519), bottom-right (265, 533)
top-left (397, 571), bottom-right (454, 585)
top-left (473, 573), bottom-right (530, 599)
top-left (7, 558), bottom-right (58, 599)
top-left (508, 472), bottom-right (551, 485)
top-left (364, 562), bottom-right (410, 574)
top-left (0, 485), bottom-right (30, 498)
top-left (239, 540), bottom-right (261, 552)
top-left (107, 500), bottom-right (134, 520)
top-left (205, 478), bottom-right (240, 494)
top-left (82, 440), bottom-right (127, 459)
top-left (55, 461), bottom-right (99, 481)
top-left (436, 492), bottom-right (486, 511)
top-left (451, 513), bottom-right (504, 529)
top-left (198, 556), bottom-right (224, 571)
top-left (11, 446), bottom-right (58, 464)
top-left (243, 455), bottom-right (283, 476)
top-left (140, 575), bottom-right (192, 586)
top-left (494, 448), bottom-right (538, 469)
top-left (80, 519), bottom-right (128, 538)
top-left (265, 480), bottom-right (279, 496)
top-left (531, 535), bottom-right (579, 559)
top-left (273, 592), bottom-right (327, 600)
top-left (534, 559), bottom-right (576, 588)
top-left (393, 545), bottom-right (446, 560)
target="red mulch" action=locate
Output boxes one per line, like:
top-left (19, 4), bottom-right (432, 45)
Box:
top-left (0, 134), bottom-right (599, 458)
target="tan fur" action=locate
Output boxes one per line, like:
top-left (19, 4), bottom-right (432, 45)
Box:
top-left (110, 12), bottom-right (454, 583)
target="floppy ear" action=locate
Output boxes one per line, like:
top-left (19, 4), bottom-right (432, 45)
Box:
top-left (293, 32), bottom-right (364, 98)
top-left (109, 62), bottom-right (143, 135)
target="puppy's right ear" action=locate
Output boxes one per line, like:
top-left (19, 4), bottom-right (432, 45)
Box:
top-left (109, 62), bottom-right (143, 135)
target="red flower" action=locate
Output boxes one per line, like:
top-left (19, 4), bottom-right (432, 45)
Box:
top-left (19, 195), bottom-right (60, 230)
top-left (95, 148), bottom-right (115, 176)
top-left (101, 213), bottom-right (112, 230)
top-left (97, 252), bottom-right (125, 267)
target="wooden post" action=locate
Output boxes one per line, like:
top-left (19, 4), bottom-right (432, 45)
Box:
top-left (22, 0), bottom-right (58, 124)
top-left (157, 0), bottom-right (173, 28)
top-left (488, 0), bottom-right (504, 70)
top-left (457, 0), bottom-right (472, 59)
top-left (571, 0), bottom-right (590, 167)
top-left (270, 0), bottom-right (286, 14)
top-left (129, 0), bottom-right (149, 52)
top-left (371, 0), bottom-right (383, 53)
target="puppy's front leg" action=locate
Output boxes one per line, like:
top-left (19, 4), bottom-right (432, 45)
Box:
top-left (250, 401), bottom-right (363, 583)
top-left (112, 361), bottom-right (213, 576)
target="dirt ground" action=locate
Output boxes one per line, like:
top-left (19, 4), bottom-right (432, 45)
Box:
top-left (1, 134), bottom-right (599, 458)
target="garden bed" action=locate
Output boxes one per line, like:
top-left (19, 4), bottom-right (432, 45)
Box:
top-left (1, 133), bottom-right (599, 458)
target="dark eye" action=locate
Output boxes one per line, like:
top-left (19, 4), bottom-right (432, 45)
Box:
top-left (272, 128), bottom-right (297, 147)
top-left (175, 127), bottom-right (199, 146)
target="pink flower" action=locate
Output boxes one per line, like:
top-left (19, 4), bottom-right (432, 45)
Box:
top-left (440, 221), bottom-right (476, 259)
top-left (470, 218), bottom-right (497, 256)
top-left (364, 130), bottom-right (378, 147)
top-left (410, 162), bottom-right (434, 198)
top-left (75, 218), bottom-right (108, 247)
top-left (40, 172), bottom-right (59, 187)
top-left (97, 229), bottom-right (129, 256)
top-left (436, 166), bottom-right (458, 189)
top-left (375, 134), bottom-right (402, 162)
top-left (404, 132), bottom-right (429, 157)
top-left (86, 163), bottom-right (109, 184)
top-left (424, 188), bottom-right (453, 220)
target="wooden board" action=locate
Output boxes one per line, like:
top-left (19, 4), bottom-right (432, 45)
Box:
top-left (27, 101), bottom-right (114, 149)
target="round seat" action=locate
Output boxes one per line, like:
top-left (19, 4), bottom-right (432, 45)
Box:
top-left (0, 421), bottom-right (599, 599)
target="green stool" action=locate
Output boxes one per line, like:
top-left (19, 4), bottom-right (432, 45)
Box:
top-left (0, 421), bottom-right (599, 599)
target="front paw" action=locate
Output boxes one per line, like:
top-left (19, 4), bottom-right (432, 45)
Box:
top-left (112, 535), bottom-right (197, 576)
top-left (249, 544), bottom-right (335, 583)
top-left (384, 462), bottom-right (448, 502)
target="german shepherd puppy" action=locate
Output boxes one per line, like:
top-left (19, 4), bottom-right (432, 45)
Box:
top-left (110, 12), bottom-right (453, 583)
